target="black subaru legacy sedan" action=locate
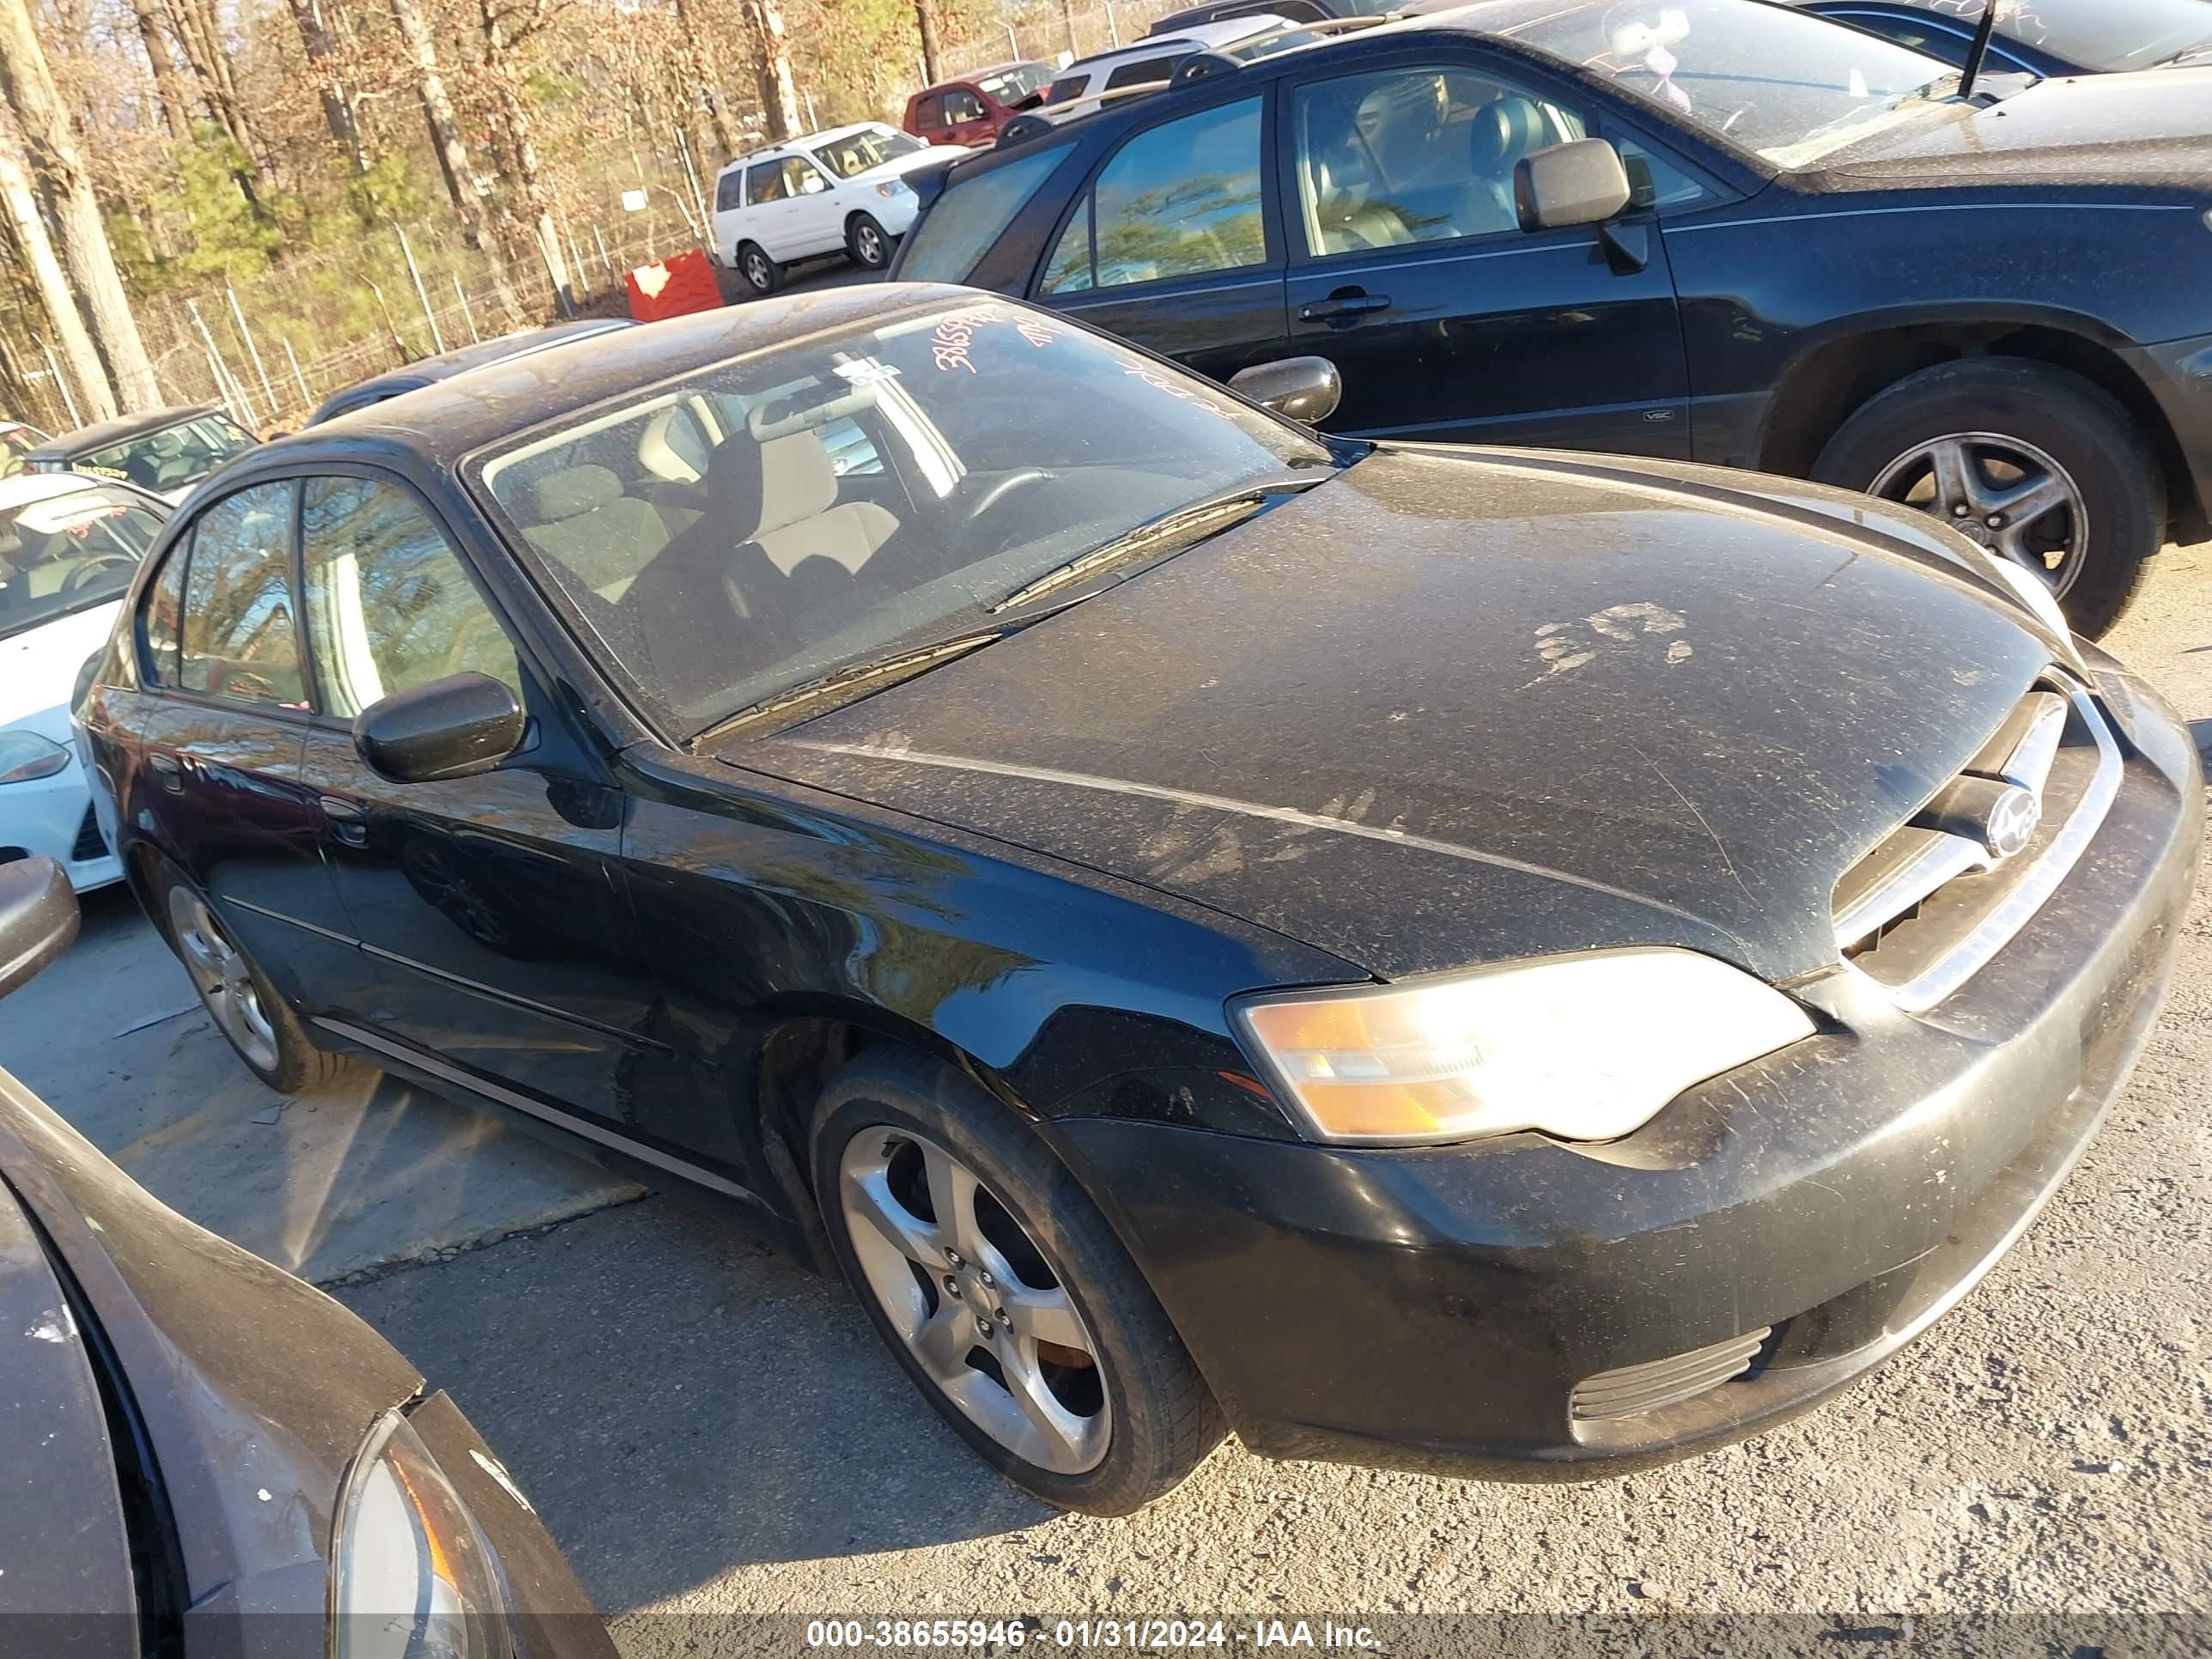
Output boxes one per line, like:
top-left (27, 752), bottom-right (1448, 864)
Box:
top-left (890, 0), bottom-right (2212, 635)
top-left (75, 288), bottom-right (2200, 1515)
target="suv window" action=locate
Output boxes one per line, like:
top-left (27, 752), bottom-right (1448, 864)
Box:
top-left (902, 145), bottom-right (1073, 284)
top-left (746, 161), bottom-right (787, 204)
top-left (781, 155), bottom-right (828, 197)
top-left (178, 482), bottom-right (307, 708)
top-left (1293, 68), bottom-right (1588, 254)
top-left (715, 167), bottom-right (744, 211)
top-left (944, 88), bottom-right (987, 123)
top-left (915, 93), bottom-right (946, 131)
top-left (140, 538), bottom-right (186, 684)
top-left (300, 477), bottom-right (520, 720)
top-left (1041, 96), bottom-right (1265, 294)
top-left (1103, 53), bottom-right (1188, 90)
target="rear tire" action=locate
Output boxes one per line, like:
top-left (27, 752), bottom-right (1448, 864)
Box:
top-left (150, 859), bottom-right (367, 1097)
top-left (847, 212), bottom-right (891, 270)
top-left (736, 241), bottom-right (780, 297)
top-left (1810, 358), bottom-right (2161, 637)
top-left (811, 1051), bottom-right (1224, 1515)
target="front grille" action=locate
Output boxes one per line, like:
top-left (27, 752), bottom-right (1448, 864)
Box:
top-left (1833, 675), bottom-right (2120, 1012)
top-left (1571, 1328), bottom-right (1771, 1421)
top-left (70, 805), bottom-right (106, 862)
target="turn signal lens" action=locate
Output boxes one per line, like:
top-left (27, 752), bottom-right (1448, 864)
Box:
top-left (0, 731), bottom-right (68, 784)
top-left (332, 1412), bottom-right (506, 1659)
top-left (1233, 948), bottom-right (1814, 1146)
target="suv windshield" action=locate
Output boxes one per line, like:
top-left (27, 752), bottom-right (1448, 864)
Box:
top-left (477, 298), bottom-right (1332, 732)
top-left (77, 414), bottom-right (255, 494)
top-left (0, 483), bottom-right (164, 639)
top-left (812, 127), bottom-right (925, 179)
top-left (977, 64), bottom-right (1051, 103)
top-left (1495, 0), bottom-right (1953, 167)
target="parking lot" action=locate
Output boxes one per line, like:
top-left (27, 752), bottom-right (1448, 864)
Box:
top-left (5, 534), bottom-right (2208, 1650)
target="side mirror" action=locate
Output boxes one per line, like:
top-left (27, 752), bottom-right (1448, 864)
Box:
top-left (353, 672), bottom-right (526, 785)
top-left (0, 857), bottom-right (78, 1000)
top-left (1514, 137), bottom-right (1633, 234)
top-left (1228, 356), bottom-right (1342, 425)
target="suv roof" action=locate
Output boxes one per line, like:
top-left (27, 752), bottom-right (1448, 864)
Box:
top-left (717, 121), bottom-right (900, 174)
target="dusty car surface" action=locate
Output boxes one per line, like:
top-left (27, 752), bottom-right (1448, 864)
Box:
top-left (76, 287), bottom-right (2201, 1515)
top-left (0, 858), bottom-right (614, 1656)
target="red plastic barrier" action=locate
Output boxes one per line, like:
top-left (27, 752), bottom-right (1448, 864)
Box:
top-left (625, 250), bottom-right (724, 322)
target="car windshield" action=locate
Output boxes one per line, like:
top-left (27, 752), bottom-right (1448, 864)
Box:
top-left (812, 127), bottom-right (925, 178)
top-left (977, 64), bottom-right (1051, 102)
top-left (0, 483), bottom-right (164, 639)
top-left (1494, 0), bottom-right (1955, 167)
top-left (76, 414), bottom-right (255, 494)
top-left (1988, 0), bottom-right (2212, 70)
top-left (476, 298), bottom-right (1333, 733)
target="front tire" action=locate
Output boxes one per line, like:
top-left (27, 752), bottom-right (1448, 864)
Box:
top-left (1811, 358), bottom-right (2162, 636)
top-left (847, 212), bottom-right (891, 270)
top-left (151, 860), bottom-right (365, 1096)
top-left (736, 241), bottom-right (780, 296)
top-left (812, 1052), bottom-right (1224, 1515)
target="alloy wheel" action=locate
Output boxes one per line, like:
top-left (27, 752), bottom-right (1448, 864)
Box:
top-left (840, 1126), bottom-right (1110, 1474)
top-left (1869, 431), bottom-right (2089, 598)
top-left (855, 223), bottom-right (884, 266)
top-left (744, 251), bottom-right (773, 292)
top-left (167, 886), bottom-right (280, 1074)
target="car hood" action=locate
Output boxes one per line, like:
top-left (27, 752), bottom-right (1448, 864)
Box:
top-left (0, 1069), bottom-right (422, 1610)
top-left (734, 447), bottom-right (2059, 985)
top-left (0, 599), bottom-right (121, 732)
top-left (850, 143), bottom-right (968, 185)
top-left (1802, 69), bottom-right (2212, 191)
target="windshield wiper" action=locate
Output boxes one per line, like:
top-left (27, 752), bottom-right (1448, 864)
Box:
top-left (690, 631), bottom-right (1001, 746)
top-left (988, 474), bottom-right (1324, 616)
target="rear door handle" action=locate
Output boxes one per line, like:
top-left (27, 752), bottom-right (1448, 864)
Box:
top-left (1299, 291), bottom-right (1393, 325)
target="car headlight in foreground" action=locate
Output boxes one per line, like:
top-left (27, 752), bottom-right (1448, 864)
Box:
top-left (333, 1410), bottom-right (507, 1659)
top-left (1233, 948), bottom-right (1815, 1146)
top-left (0, 731), bottom-right (70, 784)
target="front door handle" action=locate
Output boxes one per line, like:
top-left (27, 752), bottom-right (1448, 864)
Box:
top-left (147, 751), bottom-right (185, 792)
top-left (319, 795), bottom-right (368, 847)
top-left (1300, 289), bottom-right (1393, 325)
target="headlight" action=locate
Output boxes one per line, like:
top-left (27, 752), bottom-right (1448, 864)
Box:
top-left (0, 731), bottom-right (69, 784)
top-left (1978, 550), bottom-right (2072, 642)
top-left (875, 179), bottom-right (913, 199)
top-left (1232, 948), bottom-right (1814, 1146)
top-left (332, 1412), bottom-right (507, 1659)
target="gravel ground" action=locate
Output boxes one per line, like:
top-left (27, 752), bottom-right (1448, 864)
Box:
top-left (330, 545), bottom-right (2212, 1652)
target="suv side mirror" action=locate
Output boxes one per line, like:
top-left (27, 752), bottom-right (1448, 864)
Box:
top-left (1514, 137), bottom-right (1632, 234)
top-left (1228, 356), bottom-right (1342, 425)
top-left (0, 857), bottom-right (78, 1000)
top-left (354, 672), bottom-right (526, 785)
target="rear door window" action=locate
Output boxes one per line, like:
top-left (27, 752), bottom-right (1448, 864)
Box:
top-left (178, 482), bottom-right (307, 708)
top-left (715, 167), bottom-right (745, 211)
top-left (1041, 97), bottom-right (1267, 293)
top-left (900, 145), bottom-right (1073, 283)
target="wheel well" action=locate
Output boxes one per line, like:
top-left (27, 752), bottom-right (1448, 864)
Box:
top-left (1759, 323), bottom-right (2196, 532)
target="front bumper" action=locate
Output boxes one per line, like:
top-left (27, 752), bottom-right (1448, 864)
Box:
top-left (1055, 665), bottom-right (2201, 1480)
top-left (0, 758), bottom-right (118, 891)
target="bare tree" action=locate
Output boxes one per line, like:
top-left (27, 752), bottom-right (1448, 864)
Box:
top-left (671, 0), bottom-right (738, 155)
top-left (477, 0), bottom-right (574, 314)
top-left (126, 0), bottom-right (193, 143)
top-left (0, 117), bottom-right (112, 420)
top-left (284, 0), bottom-right (368, 173)
top-left (0, 0), bottom-right (159, 408)
top-left (740, 0), bottom-right (799, 141)
top-left (915, 0), bottom-right (940, 84)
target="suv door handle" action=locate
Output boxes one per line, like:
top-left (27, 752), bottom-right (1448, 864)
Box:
top-left (147, 751), bottom-right (185, 791)
top-left (319, 795), bottom-right (368, 846)
top-left (1300, 290), bottom-right (1393, 325)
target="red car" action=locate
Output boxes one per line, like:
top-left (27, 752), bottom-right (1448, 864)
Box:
top-left (902, 59), bottom-right (1054, 145)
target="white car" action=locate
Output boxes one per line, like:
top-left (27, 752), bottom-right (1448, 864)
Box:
top-left (711, 122), bottom-right (961, 295)
top-left (1038, 14), bottom-right (1297, 112)
top-left (0, 472), bottom-right (169, 890)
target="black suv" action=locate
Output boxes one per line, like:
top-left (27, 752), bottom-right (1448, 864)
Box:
top-left (891, 0), bottom-right (2212, 632)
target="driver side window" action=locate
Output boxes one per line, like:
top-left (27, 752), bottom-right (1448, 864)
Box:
top-left (299, 475), bottom-right (520, 720)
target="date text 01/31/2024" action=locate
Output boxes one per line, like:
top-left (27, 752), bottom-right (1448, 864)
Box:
top-left (805, 1619), bottom-right (1382, 1650)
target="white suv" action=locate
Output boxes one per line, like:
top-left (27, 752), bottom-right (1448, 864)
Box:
top-left (711, 123), bottom-right (960, 295)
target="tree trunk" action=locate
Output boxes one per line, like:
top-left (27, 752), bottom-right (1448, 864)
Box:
top-left (672, 0), bottom-right (739, 155)
top-left (915, 0), bottom-right (941, 84)
top-left (127, 0), bottom-right (192, 143)
top-left (284, 0), bottom-right (368, 173)
top-left (1060, 0), bottom-right (1079, 58)
top-left (477, 0), bottom-right (573, 317)
top-left (386, 0), bottom-right (521, 326)
top-left (0, 129), bottom-right (113, 421)
top-left (0, 0), bottom-right (159, 409)
top-left (741, 0), bottom-right (799, 142)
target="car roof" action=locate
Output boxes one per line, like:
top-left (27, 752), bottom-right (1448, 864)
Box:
top-left (308, 320), bottom-right (638, 424)
top-left (241, 283), bottom-right (975, 471)
top-left (930, 58), bottom-right (1042, 87)
top-left (1064, 11), bottom-right (1293, 69)
top-left (718, 121), bottom-right (898, 172)
top-left (29, 404), bottom-right (222, 456)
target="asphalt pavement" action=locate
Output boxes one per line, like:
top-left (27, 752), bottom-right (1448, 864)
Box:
top-left (3, 510), bottom-right (2206, 1650)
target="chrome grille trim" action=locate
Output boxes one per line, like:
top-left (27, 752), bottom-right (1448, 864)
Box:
top-left (1838, 679), bottom-right (2121, 1013)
